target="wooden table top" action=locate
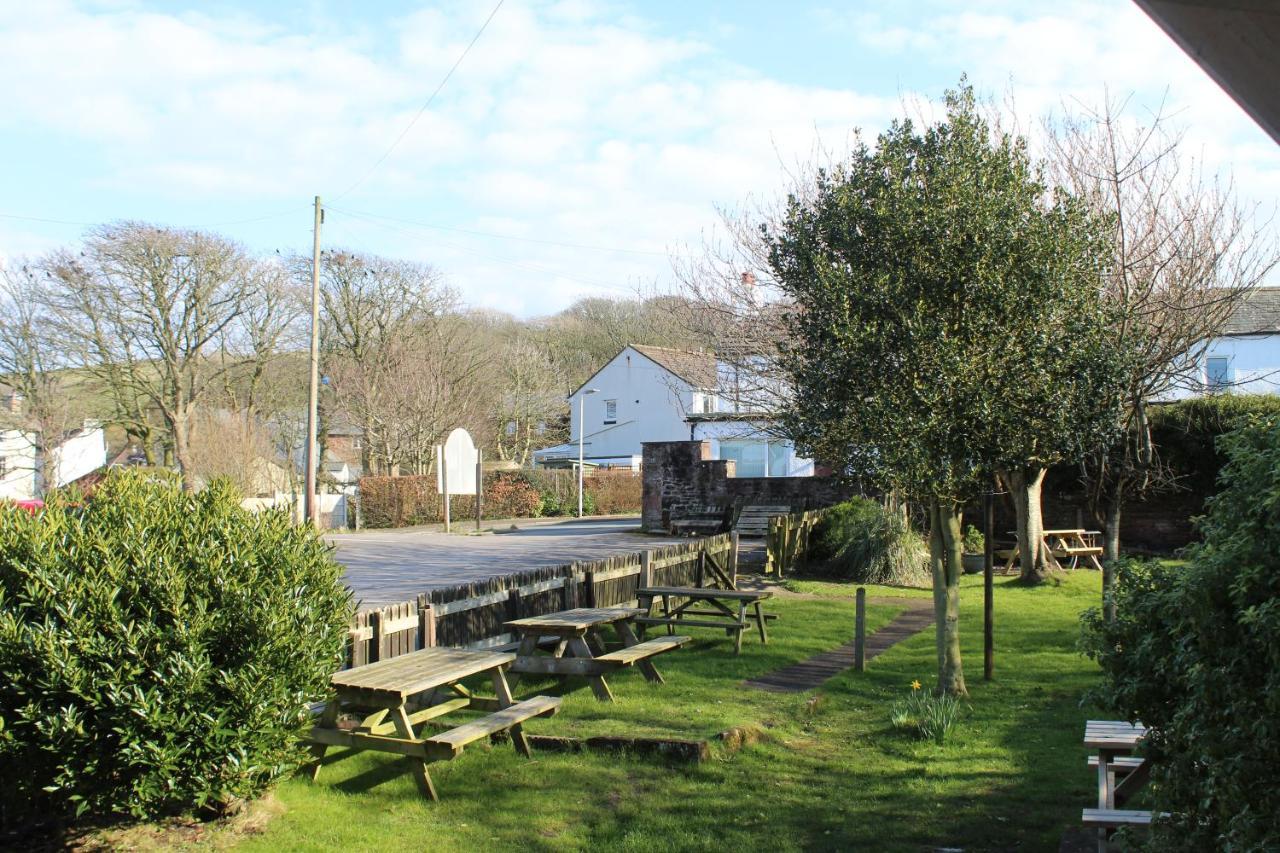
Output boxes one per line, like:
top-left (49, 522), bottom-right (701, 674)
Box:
top-left (330, 647), bottom-right (515, 700)
top-left (638, 586), bottom-right (773, 601)
top-left (506, 607), bottom-right (644, 632)
top-left (1084, 720), bottom-right (1147, 749)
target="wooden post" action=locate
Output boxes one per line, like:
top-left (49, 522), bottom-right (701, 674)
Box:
top-left (371, 608), bottom-right (386, 663)
top-left (476, 449), bottom-right (483, 532)
top-left (984, 491), bottom-right (995, 681)
top-left (696, 549), bottom-right (706, 588)
top-left (507, 588), bottom-right (522, 623)
top-left (729, 531), bottom-right (739, 589)
top-left (639, 550), bottom-right (652, 589)
top-left (441, 445), bottom-right (451, 533)
top-left (854, 587), bottom-right (866, 672)
top-left (585, 570), bottom-right (596, 608)
top-left (419, 601), bottom-right (436, 649)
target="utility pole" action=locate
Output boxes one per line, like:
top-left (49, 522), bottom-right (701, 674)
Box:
top-left (304, 196), bottom-right (323, 527)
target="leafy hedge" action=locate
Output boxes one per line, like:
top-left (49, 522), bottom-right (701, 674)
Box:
top-left (1082, 413), bottom-right (1280, 849)
top-left (358, 470), bottom-right (641, 528)
top-left (0, 471), bottom-right (351, 832)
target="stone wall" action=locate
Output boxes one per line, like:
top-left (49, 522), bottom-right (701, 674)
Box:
top-left (641, 440), bottom-right (852, 531)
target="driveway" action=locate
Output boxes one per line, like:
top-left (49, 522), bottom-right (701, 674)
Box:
top-left (329, 518), bottom-right (682, 608)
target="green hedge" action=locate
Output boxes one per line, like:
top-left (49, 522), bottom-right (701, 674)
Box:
top-left (1082, 413), bottom-right (1280, 849)
top-left (0, 471), bottom-right (351, 832)
top-left (358, 470), bottom-right (641, 528)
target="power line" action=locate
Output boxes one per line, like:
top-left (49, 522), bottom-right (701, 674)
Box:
top-left (0, 212), bottom-right (95, 227)
top-left (331, 0), bottom-right (505, 202)
top-left (327, 204), bottom-right (676, 257)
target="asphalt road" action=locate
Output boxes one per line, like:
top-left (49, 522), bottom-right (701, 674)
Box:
top-left (328, 518), bottom-right (682, 608)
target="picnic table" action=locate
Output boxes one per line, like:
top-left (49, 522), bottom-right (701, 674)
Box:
top-left (1001, 528), bottom-right (1104, 572)
top-left (636, 586), bottom-right (773, 654)
top-left (506, 606), bottom-right (690, 702)
top-left (1082, 719), bottom-right (1155, 851)
top-left (307, 647), bottom-right (560, 801)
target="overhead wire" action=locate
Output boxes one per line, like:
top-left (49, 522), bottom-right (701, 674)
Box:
top-left (330, 0), bottom-right (506, 202)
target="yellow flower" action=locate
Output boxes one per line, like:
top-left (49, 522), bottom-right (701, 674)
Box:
top-left (910, 680), bottom-right (922, 691)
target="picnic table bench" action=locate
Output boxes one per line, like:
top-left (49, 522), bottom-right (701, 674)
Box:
top-left (1002, 528), bottom-right (1105, 572)
top-left (307, 647), bottom-right (559, 801)
top-left (506, 607), bottom-right (690, 702)
top-left (1082, 719), bottom-right (1160, 851)
top-left (636, 586), bottom-right (773, 654)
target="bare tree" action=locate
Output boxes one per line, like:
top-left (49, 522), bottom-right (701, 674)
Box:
top-left (1047, 95), bottom-right (1279, 572)
top-left (488, 333), bottom-right (568, 465)
top-left (45, 222), bottom-right (254, 490)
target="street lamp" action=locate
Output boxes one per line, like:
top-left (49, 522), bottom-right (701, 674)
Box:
top-left (578, 388), bottom-right (599, 517)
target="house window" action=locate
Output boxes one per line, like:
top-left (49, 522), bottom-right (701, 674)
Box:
top-left (720, 440), bottom-right (768, 477)
top-left (767, 441), bottom-right (790, 477)
top-left (352, 436), bottom-right (363, 450)
top-left (701, 393), bottom-right (715, 414)
top-left (604, 399), bottom-right (617, 423)
top-left (1206, 356), bottom-right (1232, 391)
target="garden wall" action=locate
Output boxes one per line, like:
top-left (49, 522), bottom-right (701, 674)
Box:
top-left (641, 440), bottom-right (852, 532)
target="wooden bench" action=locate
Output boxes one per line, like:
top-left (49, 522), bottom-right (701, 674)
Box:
top-left (1081, 808), bottom-right (1156, 828)
top-left (595, 635), bottom-right (691, 666)
top-left (734, 505), bottom-right (791, 538)
top-left (670, 505), bottom-right (729, 536)
top-left (424, 695), bottom-right (561, 759)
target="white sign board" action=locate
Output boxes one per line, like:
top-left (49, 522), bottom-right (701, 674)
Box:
top-left (436, 428), bottom-right (479, 495)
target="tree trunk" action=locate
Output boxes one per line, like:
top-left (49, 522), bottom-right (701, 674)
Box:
top-left (1003, 466), bottom-right (1061, 584)
top-left (1101, 490), bottom-right (1122, 563)
top-left (172, 415), bottom-right (197, 492)
top-left (927, 498), bottom-right (968, 697)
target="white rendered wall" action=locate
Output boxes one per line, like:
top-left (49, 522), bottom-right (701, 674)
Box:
top-left (50, 428), bottom-right (107, 488)
top-left (568, 347), bottom-right (695, 461)
top-left (1164, 335), bottom-right (1280, 400)
top-left (0, 430), bottom-right (39, 499)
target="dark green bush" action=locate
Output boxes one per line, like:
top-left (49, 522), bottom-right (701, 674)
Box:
top-left (808, 497), bottom-right (930, 586)
top-left (1081, 414), bottom-right (1280, 850)
top-left (0, 470), bottom-right (352, 832)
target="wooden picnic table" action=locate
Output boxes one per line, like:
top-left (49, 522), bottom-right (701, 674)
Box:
top-left (1002, 528), bottom-right (1104, 572)
top-left (307, 646), bottom-right (560, 801)
top-left (636, 586), bottom-right (773, 654)
top-left (1082, 720), bottom-right (1153, 851)
top-left (506, 606), bottom-right (690, 702)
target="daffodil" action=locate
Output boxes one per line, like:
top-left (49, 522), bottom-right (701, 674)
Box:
top-left (910, 679), bottom-right (922, 691)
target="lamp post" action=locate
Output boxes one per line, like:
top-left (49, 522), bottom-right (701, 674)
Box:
top-left (578, 388), bottom-right (599, 517)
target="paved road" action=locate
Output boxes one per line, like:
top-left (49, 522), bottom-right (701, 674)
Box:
top-left (329, 519), bottom-right (682, 608)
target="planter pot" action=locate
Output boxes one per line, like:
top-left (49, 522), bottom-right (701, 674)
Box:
top-left (961, 553), bottom-right (985, 574)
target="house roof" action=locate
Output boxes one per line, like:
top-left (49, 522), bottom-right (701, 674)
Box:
top-left (629, 345), bottom-right (717, 389)
top-left (1222, 288), bottom-right (1280, 335)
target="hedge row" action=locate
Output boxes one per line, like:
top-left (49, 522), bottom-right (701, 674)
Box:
top-left (358, 470), bottom-right (642, 528)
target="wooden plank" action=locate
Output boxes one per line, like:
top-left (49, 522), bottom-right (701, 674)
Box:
top-left (1080, 808), bottom-right (1155, 828)
top-left (635, 616), bottom-right (746, 630)
top-left (638, 586), bottom-right (772, 601)
top-left (332, 648), bottom-right (516, 697)
top-left (308, 726), bottom-right (429, 758)
top-left (595, 635), bottom-right (690, 665)
top-left (508, 657), bottom-right (618, 676)
top-left (507, 607), bottom-right (644, 630)
top-left (424, 696), bottom-right (561, 758)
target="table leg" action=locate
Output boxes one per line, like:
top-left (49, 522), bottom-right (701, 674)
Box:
top-left (617, 619), bottom-right (663, 684)
top-left (1004, 544), bottom-right (1018, 574)
top-left (490, 666), bottom-right (532, 756)
top-left (734, 601), bottom-right (746, 654)
top-left (664, 594), bottom-right (674, 636)
top-left (587, 627), bottom-right (608, 656)
top-left (567, 635), bottom-right (614, 702)
top-left (553, 638), bottom-right (569, 658)
top-left (754, 601), bottom-right (768, 644)
top-left (507, 634), bottom-right (539, 690)
top-left (306, 700), bottom-right (339, 781)
top-left (391, 705), bottom-right (438, 801)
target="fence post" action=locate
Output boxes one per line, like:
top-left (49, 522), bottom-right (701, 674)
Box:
top-left (418, 599), bottom-right (436, 649)
top-left (696, 549), bottom-right (706, 588)
top-left (561, 574), bottom-right (574, 610)
top-left (585, 570), bottom-right (596, 608)
top-left (854, 587), bottom-right (866, 672)
top-left (371, 608), bottom-right (386, 663)
top-left (639, 550), bottom-right (652, 590)
top-left (729, 531), bottom-right (739, 589)
top-left (507, 588), bottom-right (522, 623)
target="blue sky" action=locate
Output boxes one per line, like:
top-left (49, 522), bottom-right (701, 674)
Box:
top-left (2, 0), bottom-right (1278, 316)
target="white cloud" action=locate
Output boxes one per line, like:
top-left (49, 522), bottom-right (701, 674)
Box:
top-left (1, 0), bottom-right (1277, 314)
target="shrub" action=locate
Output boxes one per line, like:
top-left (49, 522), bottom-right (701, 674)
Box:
top-left (961, 524), bottom-right (984, 554)
top-left (889, 681), bottom-right (962, 744)
top-left (1081, 414), bottom-right (1280, 850)
top-left (0, 471), bottom-right (352, 832)
top-left (808, 497), bottom-right (930, 586)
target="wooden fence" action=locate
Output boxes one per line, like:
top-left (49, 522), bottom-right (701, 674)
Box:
top-left (766, 509), bottom-right (828, 577)
top-left (345, 533), bottom-right (737, 668)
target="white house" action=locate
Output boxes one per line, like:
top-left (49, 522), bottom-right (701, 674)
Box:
top-left (533, 344), bottom-right (812, 476)
top-left (1165, 288), bottom-right (1280, 399)
top-left (0, 423), bottom-right (108, 500)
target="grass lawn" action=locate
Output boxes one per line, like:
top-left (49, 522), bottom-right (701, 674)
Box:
top-left (238, 572), bottom-right (1107, 852)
